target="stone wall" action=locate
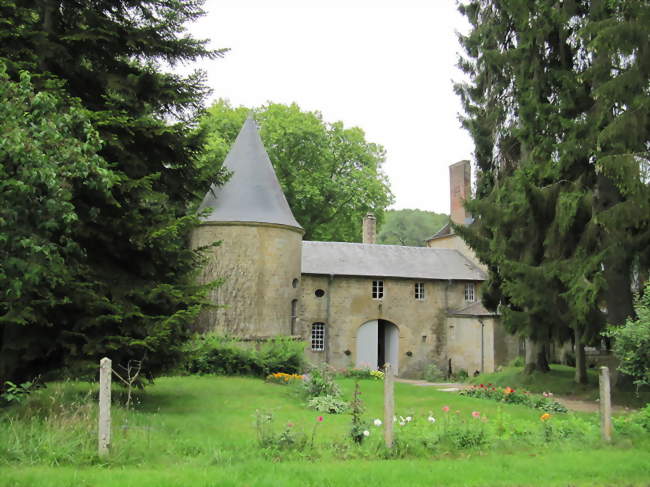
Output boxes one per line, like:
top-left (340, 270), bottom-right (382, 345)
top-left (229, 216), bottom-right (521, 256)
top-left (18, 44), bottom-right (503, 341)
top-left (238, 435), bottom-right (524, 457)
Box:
top-left (190, 222), bottom-right (302, 336)
top-left (299, 274), bottom-right (479, 378)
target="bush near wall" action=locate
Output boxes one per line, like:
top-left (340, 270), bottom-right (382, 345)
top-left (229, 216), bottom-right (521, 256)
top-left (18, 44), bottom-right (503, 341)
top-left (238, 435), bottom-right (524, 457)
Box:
top-left (182, 335), bottom-right (305, 377)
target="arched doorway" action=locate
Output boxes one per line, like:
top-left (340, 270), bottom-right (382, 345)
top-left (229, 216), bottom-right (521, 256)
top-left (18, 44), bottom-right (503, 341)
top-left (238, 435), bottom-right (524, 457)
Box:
top-left (356, 319), bottom-right (399, 374)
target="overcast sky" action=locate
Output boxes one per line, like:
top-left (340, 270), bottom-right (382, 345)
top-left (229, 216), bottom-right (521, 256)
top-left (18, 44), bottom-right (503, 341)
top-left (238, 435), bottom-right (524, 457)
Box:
top-left (186, 0), bottom-right (473, 214)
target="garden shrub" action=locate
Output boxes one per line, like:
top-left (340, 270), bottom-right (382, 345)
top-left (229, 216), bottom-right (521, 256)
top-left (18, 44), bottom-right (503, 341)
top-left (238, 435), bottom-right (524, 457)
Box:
top-left (339, 367), bottom-right (384, 380)
top-left (182, 334), bottom-right (305, 377)
top-left (307, 395), bottom-right (348, 414)
top-left (508, 356), bottom-right (525, 367)
top-left (423, 363), bottom-right (445, 382)
top-left (605, 282), bottom-right (650, 390)
top-left (265, 373), bottom-right (304, 385)
top-left (302, 364), bottom-right (340, 399)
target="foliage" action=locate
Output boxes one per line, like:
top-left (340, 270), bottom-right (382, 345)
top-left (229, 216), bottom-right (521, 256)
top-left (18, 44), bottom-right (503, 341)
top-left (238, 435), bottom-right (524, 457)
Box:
top-left (605, 282), bottom-right (650, 389)
top-left (613, 404), bottom-right (650, 436)
top-left (255, 411), bottom-right (310, 454)
top-left (423, 363), bottom-right (446, 382)
top-left (460, 384), bottom-right (568, 413)
top-left (307, 395), bottom-right (348, 414)
top-left (377, 209), bottom-right (448, 246)
top-left (455, 0), bottom-right (650, 378)
top-left (349, 381), bottom-right (369, 444)
top-left (301, 363), bottom-right (340, 399)
top-left (199, 100), bottom-right (394, 241)
top-left (0, 380), bottom-right (40, 406)
top-left (183, 335), bottom-right (305, 377)
top-left (0, 0), bottom-right (228, 384)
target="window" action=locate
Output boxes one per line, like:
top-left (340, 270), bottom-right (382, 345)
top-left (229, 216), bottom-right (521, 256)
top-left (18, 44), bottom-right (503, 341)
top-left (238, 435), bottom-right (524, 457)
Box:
top-left (290, 299), bottom-right (298, 335)
top-left (311, 323), bottom-right (325, 351)
top-left (415, 282), bottom-right (424, 300)
top-left (372, 280), bottom-right (384, 299)
top-left (315, 289), bottom-right (325, 298)
top-left (464, 282), bottom-right (475, 302)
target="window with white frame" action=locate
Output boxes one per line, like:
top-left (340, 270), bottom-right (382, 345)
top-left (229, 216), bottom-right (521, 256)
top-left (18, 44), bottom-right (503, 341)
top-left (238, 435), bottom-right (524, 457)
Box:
top-left (464, 282), bottom-right (475, 302)
top-left (372, 280), bottom-right (384, 299)
top-left (415, 282), bottom-right (425, 300)
top-left (311, 323), bottom-right (325, 351)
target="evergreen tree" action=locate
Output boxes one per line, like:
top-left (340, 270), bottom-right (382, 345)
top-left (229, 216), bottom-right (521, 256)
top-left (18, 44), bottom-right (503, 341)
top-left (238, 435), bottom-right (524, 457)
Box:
top-left (0, 1), bottom-right (225, 383)
top-left (456, 0), bottom-right (649, 381)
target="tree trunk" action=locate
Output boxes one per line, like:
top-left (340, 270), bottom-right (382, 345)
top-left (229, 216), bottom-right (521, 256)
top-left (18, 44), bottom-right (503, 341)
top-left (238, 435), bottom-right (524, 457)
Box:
top-left (524, 339), bottom-right (550, 374)
top-left (574, 339), bottom-right (588, 385)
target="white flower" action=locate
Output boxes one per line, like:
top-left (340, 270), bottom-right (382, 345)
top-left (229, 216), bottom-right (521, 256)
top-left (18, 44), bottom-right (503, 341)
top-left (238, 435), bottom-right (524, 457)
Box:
top-left (427, 416), bottom-right (436, 423)
top-left (399, 421), bottom-right (406, 426)
top-left (363, 430), bottom-right (370, 437)
top-left (406, 416), bottom-right (412, 422)
top-left (393, 415), bottom-right (397, 422)
top-left (373, 418), bottom-right (382, 427)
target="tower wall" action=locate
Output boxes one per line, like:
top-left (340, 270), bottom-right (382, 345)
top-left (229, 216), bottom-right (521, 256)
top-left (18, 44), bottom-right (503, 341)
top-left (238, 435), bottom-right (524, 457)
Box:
top-left (191, 222), bottom-right (303, 336)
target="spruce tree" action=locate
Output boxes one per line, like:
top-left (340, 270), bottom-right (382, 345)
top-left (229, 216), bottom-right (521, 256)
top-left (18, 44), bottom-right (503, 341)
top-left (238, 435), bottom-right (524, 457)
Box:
top-left (0, 1), bottom-right (225, 382)
top-left (456, 0), bottom-right (649, 381)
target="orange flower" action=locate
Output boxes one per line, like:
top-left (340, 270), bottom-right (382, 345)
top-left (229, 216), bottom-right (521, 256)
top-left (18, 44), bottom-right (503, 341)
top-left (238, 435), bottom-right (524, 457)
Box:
top-left (540, 413), bottom-right (551, 421)
top-left (504, 387), bottom-right (514, 395)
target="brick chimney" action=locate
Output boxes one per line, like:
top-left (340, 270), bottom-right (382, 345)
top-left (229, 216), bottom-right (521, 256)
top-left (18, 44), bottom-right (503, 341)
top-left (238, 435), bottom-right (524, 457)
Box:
top-left (449, 160), bottom-right (471, 225)
top-left (362, 213), bottom-right (376, 244)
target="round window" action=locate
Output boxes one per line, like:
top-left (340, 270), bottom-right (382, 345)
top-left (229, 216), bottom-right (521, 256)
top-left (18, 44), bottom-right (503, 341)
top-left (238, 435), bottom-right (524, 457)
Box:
top-left (315, 289), bottom-right (325, 298)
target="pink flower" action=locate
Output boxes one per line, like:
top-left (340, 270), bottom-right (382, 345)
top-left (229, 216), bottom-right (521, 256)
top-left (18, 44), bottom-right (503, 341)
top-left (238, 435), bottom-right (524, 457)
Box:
top-left (317, 416), bottom-right (324, 423)
top-left (472, 411), bottom-right (480, 418)
top-left (442, 406), bottom-right (450, 412)
top-left (287, 422), bottom-right (294, 428)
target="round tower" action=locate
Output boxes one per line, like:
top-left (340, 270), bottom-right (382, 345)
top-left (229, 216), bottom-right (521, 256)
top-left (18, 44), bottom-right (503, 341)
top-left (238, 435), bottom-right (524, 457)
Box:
top-left (191, 116), bottom-right (303, 337)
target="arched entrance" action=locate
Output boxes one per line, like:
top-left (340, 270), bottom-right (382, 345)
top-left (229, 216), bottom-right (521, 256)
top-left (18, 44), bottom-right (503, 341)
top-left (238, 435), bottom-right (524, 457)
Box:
top-left (355, 319), bottom-right (399, 374)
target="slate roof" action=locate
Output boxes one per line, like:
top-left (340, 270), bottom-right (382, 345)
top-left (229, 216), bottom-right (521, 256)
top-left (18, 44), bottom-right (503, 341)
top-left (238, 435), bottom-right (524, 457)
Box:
top-left (197, 116), bottom-right (302, 230)
top-left (448, 301), bottom-right (498, 317)
top-left (301, 241), bottom-right (486, 281)
top-left (425, 217), bottom-right (474, 242)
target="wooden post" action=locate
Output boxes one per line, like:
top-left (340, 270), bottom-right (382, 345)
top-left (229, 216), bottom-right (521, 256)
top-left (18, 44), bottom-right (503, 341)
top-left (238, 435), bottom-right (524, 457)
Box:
top-left (383, 363), bottom-right (394, 449)
top-left (599, 366), bottom-right (612, 442)
top-left (98, 357), bottom-right (112, 457)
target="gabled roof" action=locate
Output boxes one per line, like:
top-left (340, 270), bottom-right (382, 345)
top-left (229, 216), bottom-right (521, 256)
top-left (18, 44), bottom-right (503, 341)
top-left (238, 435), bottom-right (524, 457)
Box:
top-left (197, 116), bottom-right (302, 230)
top-left (301, 241), bottom-right (486, 281)
top-left (448, 301), bottom-right (498, 317)
top-left (425, 217), bottom-right (474, 242)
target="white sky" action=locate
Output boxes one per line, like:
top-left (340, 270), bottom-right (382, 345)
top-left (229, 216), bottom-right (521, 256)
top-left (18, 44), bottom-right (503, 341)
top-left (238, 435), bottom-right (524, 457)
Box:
top-left (186, 0), bottom-right (473, 214)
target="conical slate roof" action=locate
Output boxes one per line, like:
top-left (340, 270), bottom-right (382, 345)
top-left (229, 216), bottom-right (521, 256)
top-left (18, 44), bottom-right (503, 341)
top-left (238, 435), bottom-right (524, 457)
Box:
top-left (197, 116), bottom-right (302, 230)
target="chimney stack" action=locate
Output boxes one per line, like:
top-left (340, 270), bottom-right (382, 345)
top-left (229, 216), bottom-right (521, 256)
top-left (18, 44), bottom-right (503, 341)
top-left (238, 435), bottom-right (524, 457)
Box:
top-left (449, 160), bottom-right (471, 225)
top-left (362, 213), bottom-right (376, 244)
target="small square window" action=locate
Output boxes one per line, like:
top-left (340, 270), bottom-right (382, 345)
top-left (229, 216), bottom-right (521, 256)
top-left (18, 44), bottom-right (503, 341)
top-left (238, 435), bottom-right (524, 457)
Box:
top-left (311, 323), bottom-right (325, 351)
top-left (464, 283), bottom-right (475, 302)
top-left (372, 280), bottom-right (384, 299)
top-left (415, 282), bottom-right (425, 300)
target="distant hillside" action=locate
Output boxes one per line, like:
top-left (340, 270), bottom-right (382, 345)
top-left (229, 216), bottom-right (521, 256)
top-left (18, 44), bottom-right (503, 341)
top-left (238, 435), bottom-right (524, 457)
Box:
top-left (377, 209), bottom-right (448, 247)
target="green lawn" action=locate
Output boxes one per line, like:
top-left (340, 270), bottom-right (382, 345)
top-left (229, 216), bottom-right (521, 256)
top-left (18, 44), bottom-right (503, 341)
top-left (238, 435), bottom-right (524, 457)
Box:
top-left (1, 376), bottom-right (648, 486)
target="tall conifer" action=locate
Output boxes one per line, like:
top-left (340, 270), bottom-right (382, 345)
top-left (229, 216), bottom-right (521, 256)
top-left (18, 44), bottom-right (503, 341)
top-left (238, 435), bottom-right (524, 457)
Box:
top-left (456, 0), bottom-right (649, 381)
top-left (0, 1), bottom-right (226, 382)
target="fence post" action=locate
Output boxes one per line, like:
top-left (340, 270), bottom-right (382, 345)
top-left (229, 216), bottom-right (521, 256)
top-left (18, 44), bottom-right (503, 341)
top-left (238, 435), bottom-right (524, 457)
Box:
top-left (599, 366), bottom-right (612, 443)
top-left (98, 357), bottom-right (112, 457)
top-left (383, 363), bottom-right (394, 449)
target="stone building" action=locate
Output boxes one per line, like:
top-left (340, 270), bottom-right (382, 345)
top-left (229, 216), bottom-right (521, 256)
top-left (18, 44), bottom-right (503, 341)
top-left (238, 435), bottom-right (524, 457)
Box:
top-left (192, 117), bottom-right (517, 378)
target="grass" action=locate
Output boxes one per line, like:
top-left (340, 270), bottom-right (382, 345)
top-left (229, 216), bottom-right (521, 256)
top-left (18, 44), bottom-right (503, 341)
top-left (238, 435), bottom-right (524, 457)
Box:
top-left (469, 364), bottom-right (650, 407)
top-left (1, 375), bottom-right (648, 486)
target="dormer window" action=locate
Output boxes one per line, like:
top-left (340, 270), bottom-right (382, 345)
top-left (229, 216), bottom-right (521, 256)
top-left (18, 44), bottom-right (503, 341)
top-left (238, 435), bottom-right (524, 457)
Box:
top-left (464, 283), bottom-right (475, 302)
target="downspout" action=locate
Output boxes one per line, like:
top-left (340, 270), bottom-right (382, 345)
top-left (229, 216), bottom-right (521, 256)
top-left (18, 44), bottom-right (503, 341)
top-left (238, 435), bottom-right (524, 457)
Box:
top-left (445, 279), bottom-right (452, 310)
top-left (326, 274), bottom-right (334, 363)
top-left (478, 318), bottom-right (485, 374)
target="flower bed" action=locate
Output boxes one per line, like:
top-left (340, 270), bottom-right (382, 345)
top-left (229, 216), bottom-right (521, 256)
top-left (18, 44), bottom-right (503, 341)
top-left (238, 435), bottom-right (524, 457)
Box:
top-left (459, 384), bottom-right (568, 413)
top-left (265, 372), bottom-right (304, 385)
